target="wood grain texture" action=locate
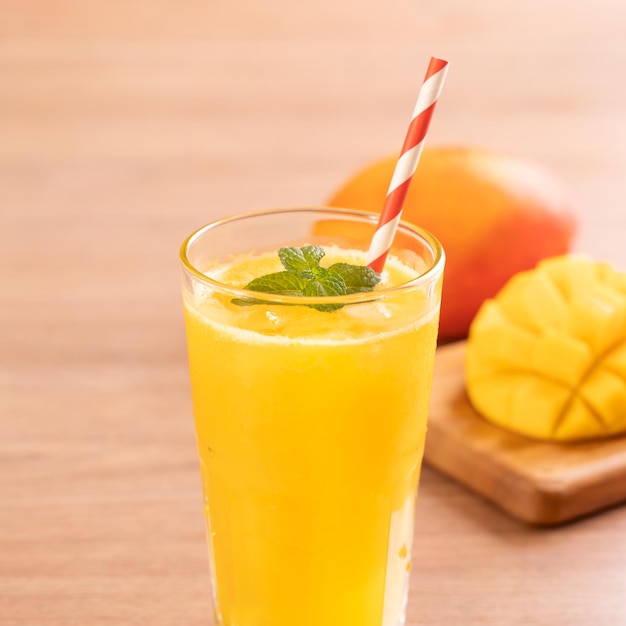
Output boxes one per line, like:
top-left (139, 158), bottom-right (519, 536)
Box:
top-left (2, 1), bottom-right (626, 624)
top-left (426, 342), bottom-right (626, 525)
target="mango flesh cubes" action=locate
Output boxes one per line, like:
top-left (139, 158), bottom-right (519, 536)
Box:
top-left (466, 255), bottom-right (626, 441)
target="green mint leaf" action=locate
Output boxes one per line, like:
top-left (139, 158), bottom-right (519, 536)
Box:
top-left (231, 271), bottom-right (305, 306)
top-left (231, 246), bottom-right (382, 312)
top-left (278, 246), bottom-right (325, 277)
top-left (327, 263), bottom-right (382, 294)
top-left (303, 272), bottom-right (347, 312)
top-left (301, 245), bottom-right (326, 269)
top-left (245, 271), bottom-right (306, 294)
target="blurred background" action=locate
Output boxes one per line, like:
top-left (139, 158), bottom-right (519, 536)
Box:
top-left (2, 1), bottom-right (626, 624)
top-left (3, 0), bottom-right (625, 361)
top-left (3, 0), bottom-right (625, 247)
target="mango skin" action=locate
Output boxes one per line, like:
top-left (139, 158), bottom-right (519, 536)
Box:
top-left (327, 147), bottom-right (578, 342)
top-left (466, 255), bottom-right (626, 442)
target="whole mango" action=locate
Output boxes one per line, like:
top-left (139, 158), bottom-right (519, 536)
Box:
top-left (327, 147), bottom-right (578, 342)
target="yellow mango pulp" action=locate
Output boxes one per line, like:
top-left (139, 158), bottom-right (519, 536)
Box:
top-left (183, 249), bottom-right (440, 626)
top-left (466, 255), bottom-right (626, 441)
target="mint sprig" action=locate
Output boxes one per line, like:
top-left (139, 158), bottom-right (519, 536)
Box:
top-left (232, 245), bottom-right (381, 312)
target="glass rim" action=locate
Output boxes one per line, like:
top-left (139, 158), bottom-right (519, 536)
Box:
top-left (180, 206), bottom-right (445, 306)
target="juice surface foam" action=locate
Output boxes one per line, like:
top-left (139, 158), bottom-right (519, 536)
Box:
top-left (184, 246), bottom-right (435, 344)
top-left (208, 245), bottom-right (424, 289)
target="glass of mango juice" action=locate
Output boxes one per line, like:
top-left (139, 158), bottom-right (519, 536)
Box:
top-left (180, 207), bottom-right (445, 626)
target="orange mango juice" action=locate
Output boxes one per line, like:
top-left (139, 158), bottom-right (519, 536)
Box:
top-left (183, 245), bottom-right (441, 626)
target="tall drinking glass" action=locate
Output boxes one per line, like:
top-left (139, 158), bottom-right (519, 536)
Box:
top-left (180, 207), bottom-right (444, 626)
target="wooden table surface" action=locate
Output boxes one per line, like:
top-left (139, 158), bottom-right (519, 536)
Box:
top-left (2, 1), bottom-right (626, 624)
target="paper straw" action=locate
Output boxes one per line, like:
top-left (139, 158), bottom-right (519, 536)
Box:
top-left (367, 57), bottom-right (449, 273)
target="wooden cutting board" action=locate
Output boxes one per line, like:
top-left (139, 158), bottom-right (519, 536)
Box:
top-left (424, 341), bottom-right (626, 525)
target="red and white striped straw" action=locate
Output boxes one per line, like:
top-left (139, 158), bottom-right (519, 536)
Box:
top-left (367, 57), bottom-right (449, 273)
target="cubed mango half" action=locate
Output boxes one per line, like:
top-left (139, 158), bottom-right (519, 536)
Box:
top-left (466, 255), bottom-right (626, 441)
